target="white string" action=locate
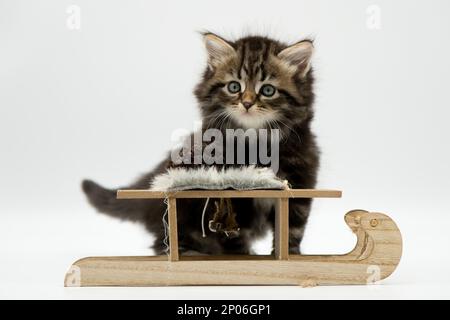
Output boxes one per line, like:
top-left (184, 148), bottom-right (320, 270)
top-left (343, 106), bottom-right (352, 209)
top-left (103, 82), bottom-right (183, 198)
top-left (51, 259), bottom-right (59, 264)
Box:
top-left (161, 197), bottom-right (170, 255)
top-left (201, 197), bottom-right (210, 238)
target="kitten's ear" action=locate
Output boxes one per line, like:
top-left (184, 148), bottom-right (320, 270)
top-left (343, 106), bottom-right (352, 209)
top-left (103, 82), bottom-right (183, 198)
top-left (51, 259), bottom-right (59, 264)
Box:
top-left (278, 40), bottom-right (314, 78)
top-left (203, 33), bottom-right (235, 68)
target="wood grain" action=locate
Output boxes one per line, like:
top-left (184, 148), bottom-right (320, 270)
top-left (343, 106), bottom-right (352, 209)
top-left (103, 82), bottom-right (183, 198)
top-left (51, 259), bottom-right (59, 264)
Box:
top-left (167, 198), bottom-right (178, 262)
top-left (65, 211), bottom-right (403, 286)
top-left (117, 189), bottom-right (342, 199)
top-left (274, 198), bottom-right (289, 260)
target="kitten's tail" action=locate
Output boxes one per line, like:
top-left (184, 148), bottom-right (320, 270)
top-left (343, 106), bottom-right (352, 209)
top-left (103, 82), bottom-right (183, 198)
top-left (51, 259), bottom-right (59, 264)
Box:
top-left (81, 179), bottom-right (147, 222)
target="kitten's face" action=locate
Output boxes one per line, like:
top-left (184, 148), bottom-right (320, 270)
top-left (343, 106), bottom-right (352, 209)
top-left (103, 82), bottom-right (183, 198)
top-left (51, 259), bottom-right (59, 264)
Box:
top-left (195, 34), bottom-right (315, 133)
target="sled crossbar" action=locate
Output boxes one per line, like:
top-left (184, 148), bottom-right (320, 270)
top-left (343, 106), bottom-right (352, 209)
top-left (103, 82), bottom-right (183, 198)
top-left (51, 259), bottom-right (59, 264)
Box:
top-left (117, 189), bottom-right (342, 199)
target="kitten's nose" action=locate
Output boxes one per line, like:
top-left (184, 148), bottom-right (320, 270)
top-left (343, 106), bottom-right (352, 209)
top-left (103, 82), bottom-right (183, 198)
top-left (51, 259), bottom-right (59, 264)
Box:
top-left (242, 101), bottom-right (254, 110)
top-left (242, 90), bottom-right (256, 110)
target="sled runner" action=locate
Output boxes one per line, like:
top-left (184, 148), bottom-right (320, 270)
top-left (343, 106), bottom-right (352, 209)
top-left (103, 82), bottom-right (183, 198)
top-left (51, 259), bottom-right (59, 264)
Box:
top-left (65, 189), bottom-right (402, 287)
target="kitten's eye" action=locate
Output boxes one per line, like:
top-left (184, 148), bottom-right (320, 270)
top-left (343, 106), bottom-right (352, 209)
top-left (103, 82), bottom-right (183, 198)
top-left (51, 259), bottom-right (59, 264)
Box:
top-left (227, 81), bottom-right (241, 94)
top-left (260, 84), bottom-right (276, 97)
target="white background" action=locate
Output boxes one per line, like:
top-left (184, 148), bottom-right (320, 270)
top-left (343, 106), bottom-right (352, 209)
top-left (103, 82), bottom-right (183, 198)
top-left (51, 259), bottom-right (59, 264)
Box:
top-left (1, 0), bottom-right (450, 299)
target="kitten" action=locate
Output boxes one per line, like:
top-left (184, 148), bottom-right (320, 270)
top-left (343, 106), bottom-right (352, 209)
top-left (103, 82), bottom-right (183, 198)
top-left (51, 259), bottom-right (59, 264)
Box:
top-left (82, 33), bottom-right (319, 255)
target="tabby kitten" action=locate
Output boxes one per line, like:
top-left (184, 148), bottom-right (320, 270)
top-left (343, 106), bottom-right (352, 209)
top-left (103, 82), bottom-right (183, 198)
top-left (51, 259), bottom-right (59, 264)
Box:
top-left (82, 33), bottom-right (319, 255)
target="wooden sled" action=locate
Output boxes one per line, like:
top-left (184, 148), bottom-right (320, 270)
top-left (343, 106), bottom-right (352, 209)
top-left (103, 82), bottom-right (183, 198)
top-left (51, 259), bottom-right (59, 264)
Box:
top-left (65, 189), bottom-right (402, 287)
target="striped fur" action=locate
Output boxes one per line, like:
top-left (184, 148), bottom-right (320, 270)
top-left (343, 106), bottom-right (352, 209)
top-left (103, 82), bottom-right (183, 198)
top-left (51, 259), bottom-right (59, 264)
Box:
top-left (82, 33), bottom-right (319, 255)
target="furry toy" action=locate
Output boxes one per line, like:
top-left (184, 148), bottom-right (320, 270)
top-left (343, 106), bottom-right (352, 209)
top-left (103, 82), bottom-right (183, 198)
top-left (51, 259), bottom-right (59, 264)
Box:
top-left (150, 166), bottom-right (288, 237)
top-left (209, 198), bottom-right (240, 238)
top-left (150, 166), bottom-right (288, 192)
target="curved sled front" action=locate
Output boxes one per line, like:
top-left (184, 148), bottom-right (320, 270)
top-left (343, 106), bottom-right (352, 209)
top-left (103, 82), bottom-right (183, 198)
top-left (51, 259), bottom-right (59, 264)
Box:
top-left (65, 198), bottom-right (402, 286)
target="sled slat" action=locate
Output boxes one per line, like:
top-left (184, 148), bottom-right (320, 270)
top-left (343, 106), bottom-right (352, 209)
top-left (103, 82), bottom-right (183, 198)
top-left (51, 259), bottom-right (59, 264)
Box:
top-left (117, 189), bottom-right (341, 199)
top-left (275, 198), bottom-right (289, 260)
top-left (167, 198), bottom-right (179, 261)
